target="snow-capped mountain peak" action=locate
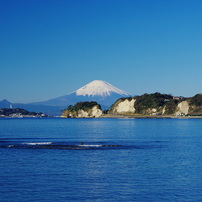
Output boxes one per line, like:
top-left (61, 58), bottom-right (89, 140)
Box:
top-left (75, 80), bottom-right (130, 97)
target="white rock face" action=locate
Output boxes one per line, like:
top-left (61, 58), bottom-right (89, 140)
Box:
top-left (77, 106), bottom-right (102, 118)
top-left (77, 110), bottom-right (89, 118)
top-left (113, 99), bottom-right (136, 113)
top-left (76, 80), bottom-right (130, 97)
top-left (91, 106), bottom-right (102, 117)
top-left (175, 101), bottom-right (189, 115)
top-left (162, 106), bottom-right (166, 115)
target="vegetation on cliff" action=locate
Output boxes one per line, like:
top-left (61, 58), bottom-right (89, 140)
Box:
top-left (134, 93), bottom-right (175, 114)
top-left (187, 94), bottom-right (202, 115)
top-left (189, 94), bottom-right (202, 106)
top-left (164, 100), bottom-right (180, 114)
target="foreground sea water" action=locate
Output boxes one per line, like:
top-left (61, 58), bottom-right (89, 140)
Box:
top-left (1, 118), bottom-right (202, 201)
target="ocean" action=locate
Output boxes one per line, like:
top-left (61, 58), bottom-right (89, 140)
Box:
top-left (1, 117), bottom-right (202, 201)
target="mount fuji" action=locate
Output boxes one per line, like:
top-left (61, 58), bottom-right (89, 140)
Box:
top-left (33, 80), bottom-right (131, 110)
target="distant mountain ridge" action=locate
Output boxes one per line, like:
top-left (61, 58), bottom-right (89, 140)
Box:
top-left (0, 80), bottom-right (131, 115)
top-left (0, 99), bottom-right (62, 116)
top-left (0, 99), bottom-right (12, 108)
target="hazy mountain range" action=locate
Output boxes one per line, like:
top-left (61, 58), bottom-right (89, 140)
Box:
top-left (0, 80), bottom-right (131, 116)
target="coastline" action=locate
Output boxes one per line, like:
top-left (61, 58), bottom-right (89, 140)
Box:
top-left (1, 114), bottom-right (202, 119)
top-left (101, 114), bottom-right (202, 119)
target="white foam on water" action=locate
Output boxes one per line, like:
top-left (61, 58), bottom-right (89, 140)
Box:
top-left (24, 142), bottom-right (52, 145)
top-left (78, 144), bottom-right (102, 147)
top-left (7, 145), bottom-right (14, 147)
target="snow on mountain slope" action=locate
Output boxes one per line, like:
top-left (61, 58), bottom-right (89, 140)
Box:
top-left (75, 80), bottom-right (130, 97)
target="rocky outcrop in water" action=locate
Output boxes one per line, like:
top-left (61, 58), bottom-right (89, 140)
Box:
top-left (61, 101), bottom-right (102, 118)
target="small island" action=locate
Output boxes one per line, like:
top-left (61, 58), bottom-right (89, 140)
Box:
top-left (61, 101), bottom-right (102, 118)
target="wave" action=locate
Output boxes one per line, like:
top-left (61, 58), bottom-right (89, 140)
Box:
top-left (78, 144), bottom-right (102, 147)
top-left (7, 145), bottom-right (14, 148)
top-left (23, 142), bottom-right (52, 145)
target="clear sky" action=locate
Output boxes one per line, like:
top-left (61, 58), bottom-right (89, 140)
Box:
top-left (1, 0), bottom-right (202, 103)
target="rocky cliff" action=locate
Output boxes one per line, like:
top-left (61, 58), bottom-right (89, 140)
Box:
top-left (109, 93), bottom-right (202, 116)
top-left (172, 94), bottom-right (202, 116)
top-left (109, 97), bottom-right (136, 114)
top-left (175, 101), bottom-right (189, 116)
top-left (61, 101), bottom-right (102, 118)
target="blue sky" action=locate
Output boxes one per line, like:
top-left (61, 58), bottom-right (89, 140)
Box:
top-left (1, 0), bottom-right (202, 103)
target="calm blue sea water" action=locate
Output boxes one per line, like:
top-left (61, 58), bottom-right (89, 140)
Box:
top-left (1, 117), bottom-right (202, 201)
